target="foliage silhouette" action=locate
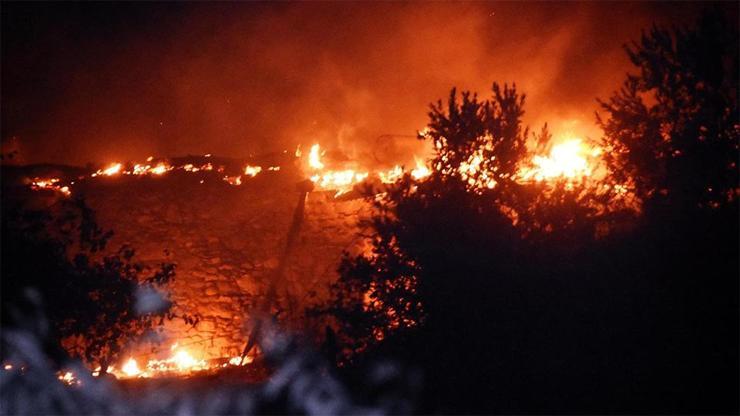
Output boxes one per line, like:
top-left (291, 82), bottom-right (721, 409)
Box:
top-left (1, 193), bottom-right (182, 370)
top-left (315, 10), bottom-right (738, 414)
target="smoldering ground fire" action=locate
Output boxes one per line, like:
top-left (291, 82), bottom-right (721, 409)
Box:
top-left (11, 134), bottom-right (633, 379)
top-left (1, 2), bottom-right (738, 415)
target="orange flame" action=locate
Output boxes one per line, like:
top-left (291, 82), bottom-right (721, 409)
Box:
top-left (519, 138), bottom-right (598, 182)
top-left (92, 162), bottom-right (123, 177)
top-left (308, 144), bottom-right (325, 170)
top-left (121, 358), bottom-right (141, 377)
top-left (410, 157), bottom-right (432, 181)
top-left (244, 165), bottom-right (262, 177)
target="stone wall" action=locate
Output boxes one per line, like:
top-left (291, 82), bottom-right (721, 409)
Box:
top-left (78, 168), bottom-right (370, 361)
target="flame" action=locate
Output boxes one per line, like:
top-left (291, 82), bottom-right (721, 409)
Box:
top-left (130, 161), bottom-right (172, 176)
top-left (27, 143), bottom-right (435, 198)
top-left (379, 165), bottom-right (403, 184)
top-left (95, 162), bottom-right (123, 177)
top-left (121, 358), bottom-right (141, 377)
top-left (410, 158), bottom-right (432, 181)
top-left (306, 143), bottom-right (369, 195)
top-left (519, 138), bottom-right (596, 182)
top-left (303, 143), bottom-right (432, 196)
top-left (171, 350), bottom-right (200, 370)
top-left (107, 342), bottom-right (254, 379)
top-left (183, 162), bottom-right (214, 172)
top-left (244, 165), bottom-right (262, 177)
top-left (308, 144), bottom-right (325, 170)
top-left (149, 162), bottom-right (171, 175)
top-left (26, 135), bottom-right (615, 206)
top-left (57, 371), bottom-right (78, 385)
top-left (457, 149), bottom-right (497, 191)
top-left (30, 177), bottom-right (72, 196)
top-left (311, 170), bottom-right (369, 189)
top-left (102, 163), bottom-right (123, 176)
top-left (228, 356), bottom-right (253, 366)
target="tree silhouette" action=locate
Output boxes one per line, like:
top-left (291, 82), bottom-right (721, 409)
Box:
top-left (597, 8), bottom-right (738, 212)
top-left (1, 194), bottom-right (180, 370)
top-left (315, 10), bottom-right (738, 414)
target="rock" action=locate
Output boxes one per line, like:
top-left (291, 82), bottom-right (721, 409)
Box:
top-left (203, 267), bottom-right (218, 275)
top-left (197, 320), bottom-right (216, 332)
top-left (263, 257), bottom-right (279, 269)
top-left (235, 276), bottom-right (253, 292)
top-left (216, 281), bottom-right (236, 294)
top-left (164, 205), bottom-right (180, 223)
top-left (137, 215), bottom-right (154, 224)
top-left (204, 274), bottom-right (220, 282)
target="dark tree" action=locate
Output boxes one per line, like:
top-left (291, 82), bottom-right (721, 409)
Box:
top-left (1, 194), bottom-right (178, 370)
top-left (597, 8), bottom-right (738, 212)
top-left (316, 11), bottom-right (738, 414)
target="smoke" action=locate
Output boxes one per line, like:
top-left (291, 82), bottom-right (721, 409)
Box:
top-left (1, 2), bottom-right (725, 166)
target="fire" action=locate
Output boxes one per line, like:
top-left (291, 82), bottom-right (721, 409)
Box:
top-left (306, 143), bottom-right (369, 196)
top-left (25, 135), bottom-right (611, 205)
top-left (30, 177), bottom-right (72, 196)
top-left (104, 342), bottom-right (254, 379)
top-left (172, 350), bottom-right (200, 370)
top-left (26, 157), bottom-right (274, 198)
top-left (229, 356), bottom-right (253, 366)
top-left (303, 143), bottom-right (432, 196)
top-left (458, 150), bottom-right (497, 190)
top-left (132, 164), bottom-right (149, 175)
top-left (308, 144), bottom-right (325, 170)
top-left (311, 170), bottom-right (369, 190)
top-left (410, 157), bottom-right (432, 181)
top-left (519, 138), bottom-right (599, 183)
top-left (49, 349), bottom-right (252, 384)
top-left (244, 165), bottom-right (262, 177)
top-left (379, 165), bottom-right (404, 184)
top-left (121, 358), bottom-right (141, 377)
top-left (183, 162), bottom-right (213, 172)
top-left (224, 175), bottom-right (242, 186)
top-left (129, 161), bottom-right (172, 176)
top-left (57, 371), bottom-right (78, 386)
top-left (93, 162), bottom-right (123, 177)
top-left (149, 162), bottom-right (171, 175)
top-left (25, 142), bottom-right (436, 199)
top-left (102, 162), bottom-right (122, 176)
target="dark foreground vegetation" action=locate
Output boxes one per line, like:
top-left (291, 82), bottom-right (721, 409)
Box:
top-left (319, 10), bottom-right (738, 414)
top-left (1, 8), bottom-right (737, 416)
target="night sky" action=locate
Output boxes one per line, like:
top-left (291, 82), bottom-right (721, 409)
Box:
top-left (1, 2), bottom-right (730, 166)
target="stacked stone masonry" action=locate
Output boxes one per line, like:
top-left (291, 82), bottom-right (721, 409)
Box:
top-left (79, 170), bottom-right (370, 361)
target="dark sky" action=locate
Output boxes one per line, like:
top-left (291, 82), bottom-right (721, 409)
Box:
top-left (1, 2), bottom-right (731, 166)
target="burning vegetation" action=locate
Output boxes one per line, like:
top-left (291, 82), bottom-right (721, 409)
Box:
top-left (1, 4), bottom-right (738, 415)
